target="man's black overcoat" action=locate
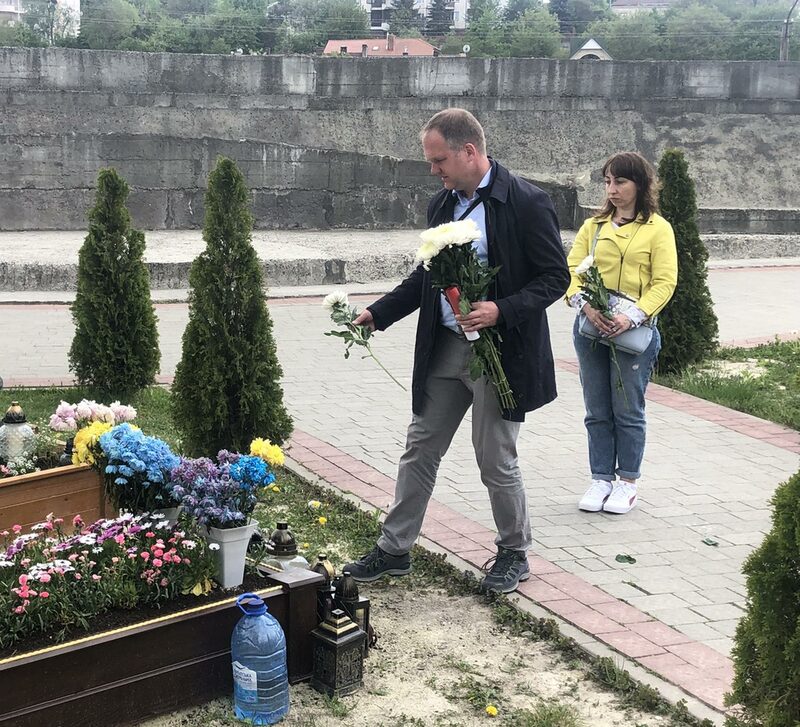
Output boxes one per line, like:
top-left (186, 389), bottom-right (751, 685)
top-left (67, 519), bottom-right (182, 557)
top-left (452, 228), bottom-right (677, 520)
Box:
top-left (368, 161), bottom-right (570, 422)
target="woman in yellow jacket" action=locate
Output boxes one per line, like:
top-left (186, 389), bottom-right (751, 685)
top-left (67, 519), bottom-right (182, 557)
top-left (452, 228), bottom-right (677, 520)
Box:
top-left (566, 152), bottom-right (677, 515)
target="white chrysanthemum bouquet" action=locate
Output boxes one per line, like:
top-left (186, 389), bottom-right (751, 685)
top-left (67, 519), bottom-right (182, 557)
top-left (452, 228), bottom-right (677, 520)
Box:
top-left (415, 219), bottom-right (515, 411)
top-left (322, 291), bottom-right (406, 390)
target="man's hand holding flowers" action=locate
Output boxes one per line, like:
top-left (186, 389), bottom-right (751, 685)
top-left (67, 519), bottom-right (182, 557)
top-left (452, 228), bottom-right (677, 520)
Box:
top-left (456, 301), bottom-right (500, 332)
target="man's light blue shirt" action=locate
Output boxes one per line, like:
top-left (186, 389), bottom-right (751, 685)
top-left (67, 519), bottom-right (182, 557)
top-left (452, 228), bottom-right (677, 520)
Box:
top-left (439, 166), bottom-right (492, 332)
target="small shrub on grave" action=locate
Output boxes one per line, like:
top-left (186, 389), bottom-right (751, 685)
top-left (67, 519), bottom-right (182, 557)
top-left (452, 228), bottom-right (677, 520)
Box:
top-left (727, 468), bottom-right (800, 727)
top-left (171, 157), bottom-right (292, 456)
top-left (69, 168), bottom-right (160, 398)
top-left (656, 149), bottom-right (718, 375)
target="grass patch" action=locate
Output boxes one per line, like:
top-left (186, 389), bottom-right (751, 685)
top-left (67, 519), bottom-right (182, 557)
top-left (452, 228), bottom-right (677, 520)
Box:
top-left (656, 338), bottom-right (800, 430)
top-left (507, 702), bottom-right (585, 727)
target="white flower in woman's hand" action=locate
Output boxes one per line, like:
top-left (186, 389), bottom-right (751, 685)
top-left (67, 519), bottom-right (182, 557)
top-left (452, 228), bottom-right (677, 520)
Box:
top-left (322, 290), bottom-right (349, 309)
top-left (575, 255), bottom-right (595, 276)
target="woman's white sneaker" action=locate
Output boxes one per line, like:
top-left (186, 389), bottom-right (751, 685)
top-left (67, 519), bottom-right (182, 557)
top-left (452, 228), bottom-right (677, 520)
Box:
top-left (578, 479), bottom-right (614, 512)
top-left (603, 482), bottom-right (638, 514)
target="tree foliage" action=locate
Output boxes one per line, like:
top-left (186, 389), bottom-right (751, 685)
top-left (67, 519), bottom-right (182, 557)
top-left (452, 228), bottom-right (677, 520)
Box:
top-left (69, 169), bottom-right (160, 398)
top-left (172, 157), bottom-right (292, 457)
top-left (426, 0), bottom-right (453, 35)
top-left (727, 468), bottom-right (800, 727)
top-left (390, 0), bottom-right (424, 37)
top-left (656, 149), bottom-right (718, 375)
top-left (509, 6), bottom-right (563, 58)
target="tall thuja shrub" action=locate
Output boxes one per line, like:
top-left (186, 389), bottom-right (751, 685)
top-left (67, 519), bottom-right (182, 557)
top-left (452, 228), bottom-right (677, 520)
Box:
top-left (69, 168), bottom-right (159, 397)
top-left (656, 149), bottom-right (718, 374)
top-left (727, 469), bottom-right (800, 726)
top-left (171, 157), bottom-right (292, 456)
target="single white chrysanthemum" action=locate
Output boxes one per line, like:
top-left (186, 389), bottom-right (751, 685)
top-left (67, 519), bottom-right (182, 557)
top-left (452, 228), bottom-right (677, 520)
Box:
top-left (322, 290), bottom-right (349, 310)
top-left (575, 255), bottom-right (595, 276)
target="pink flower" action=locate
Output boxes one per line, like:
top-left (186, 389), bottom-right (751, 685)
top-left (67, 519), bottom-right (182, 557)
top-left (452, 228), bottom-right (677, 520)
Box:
top-left (74, 573), bottom-right (82, 580)
top-left (171, 556), bottom-right (182, 565)
top-left (18, 574), bottom-right (28, 587)
top-left (42, 521), bottom-right (54, 531)
top-left (54, 518), bottom-right (64, 525)
top-left (153, 549), bottom-right (164, 558)
top-left (68, 553), bottom-right (79, 562)
top-left (92, 574), bottom-right (101, 581)
top-left (183, 558), bottom-right (191, 564)
top-left (14, 606), bottom-right (25, 614)
top-left (12, 524), bottom-right (22, 534)
top-left (152, 558), bottom-right (163, 568)
top-left (160, 578), bottom-right (169, 587)
top-left (20, 558), bottom-right (30, 567)
top-left (114, 534), bottom-right (125, 545)
top-left (111, 557), bottom-right (120, 564)
top-left (1, 530), bottom-right (9, 537)
top-left (145, 531), bottom-right (155, 538)
top-left (39, 591), bottom-right (50, 598)
top-left (72, 515), bottom-right (83, 528)
top-left (140, 552), bottom-right (150, 561)
top-left (38, 573), bottom-right (51, 583)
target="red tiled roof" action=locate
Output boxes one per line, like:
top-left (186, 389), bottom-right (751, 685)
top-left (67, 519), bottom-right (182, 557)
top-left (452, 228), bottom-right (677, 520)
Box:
top-left (323, 36), bottom-right (439, 57)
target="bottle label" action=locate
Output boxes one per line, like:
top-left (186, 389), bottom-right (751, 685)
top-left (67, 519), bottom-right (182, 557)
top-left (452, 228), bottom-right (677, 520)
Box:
top-left (232, 660), bottom-right (258, 704)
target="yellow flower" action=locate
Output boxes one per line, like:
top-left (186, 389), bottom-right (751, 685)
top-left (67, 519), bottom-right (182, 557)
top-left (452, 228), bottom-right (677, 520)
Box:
top-left (271, 485), bottom-right (280, 493)
top-left (307, 499), bottom-right (322, 510)
top-left (72, 421), bottom-right (113, 466)
top-left (318, 516), bottom-right (327, 526)
top-left (302, 542), bottom-right (310, 549)
top-left (250, 437), bottom-right (285, 467)
top-left (485, 705), bottom-right (498, 717)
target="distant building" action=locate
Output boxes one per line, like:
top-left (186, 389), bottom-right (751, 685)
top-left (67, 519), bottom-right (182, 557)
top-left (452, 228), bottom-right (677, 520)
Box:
top-left (570, 38), bottom-right (613, 61)
top-left (611, 0), bottom-right (678, 14)
top-left (0, 0), bottom-right (80, 35)
top-left (324, 34), bottom-right (440, 57)
top-left (359, 1), bottom-right (468, 33)
top-left (0, 0), bottom-right (23, 24)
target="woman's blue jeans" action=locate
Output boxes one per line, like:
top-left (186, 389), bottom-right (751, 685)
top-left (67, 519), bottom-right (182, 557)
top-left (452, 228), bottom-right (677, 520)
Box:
top-left (572, 317), bottom-right (661, 482)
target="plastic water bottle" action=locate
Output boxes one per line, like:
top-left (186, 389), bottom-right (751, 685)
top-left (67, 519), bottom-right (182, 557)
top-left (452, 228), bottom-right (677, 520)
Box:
top-left (231, 593), bottom-right (290, 725)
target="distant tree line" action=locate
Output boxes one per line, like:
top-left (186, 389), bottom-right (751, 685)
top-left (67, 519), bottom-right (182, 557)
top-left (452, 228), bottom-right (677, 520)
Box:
top-left (0, 0), bottom-right (797, 60)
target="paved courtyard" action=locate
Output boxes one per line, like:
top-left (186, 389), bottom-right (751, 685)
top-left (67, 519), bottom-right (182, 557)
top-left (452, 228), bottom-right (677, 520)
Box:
top-left (1, 263), bottom-right (798, 717)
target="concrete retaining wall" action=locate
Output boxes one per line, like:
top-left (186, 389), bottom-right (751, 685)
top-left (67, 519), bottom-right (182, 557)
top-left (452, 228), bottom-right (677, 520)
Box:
top-left (1, 48), bottom-right (798, 230)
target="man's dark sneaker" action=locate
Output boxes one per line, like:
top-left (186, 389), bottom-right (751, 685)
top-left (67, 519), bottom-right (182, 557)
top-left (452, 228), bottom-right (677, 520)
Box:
top-left (343, 545), bottom-right (411, 583)
top-left (480, 547), bottom-right (530, 594)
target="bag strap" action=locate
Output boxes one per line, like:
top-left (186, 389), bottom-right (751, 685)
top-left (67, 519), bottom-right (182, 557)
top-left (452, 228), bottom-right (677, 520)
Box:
top-left (590, 222), bottom-right (604, 255)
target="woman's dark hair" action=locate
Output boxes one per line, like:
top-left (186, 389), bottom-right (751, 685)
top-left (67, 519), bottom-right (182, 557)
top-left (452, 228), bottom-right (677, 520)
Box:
top-left (594, 151), bottom-right (659, 222)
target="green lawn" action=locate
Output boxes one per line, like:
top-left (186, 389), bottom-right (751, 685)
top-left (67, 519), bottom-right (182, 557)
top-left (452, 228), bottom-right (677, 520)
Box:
top-left (656, 338), bottom-right (800, 431)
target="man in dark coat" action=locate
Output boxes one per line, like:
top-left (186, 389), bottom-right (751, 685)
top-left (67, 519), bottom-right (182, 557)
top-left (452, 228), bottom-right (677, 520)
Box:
top-left (344, 108), bottom-right (569, 593)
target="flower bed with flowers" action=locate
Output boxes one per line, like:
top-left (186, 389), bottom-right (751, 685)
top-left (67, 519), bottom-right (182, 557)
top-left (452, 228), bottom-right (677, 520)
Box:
top-left (1, 390), bottom-right (289, 658)
top-left (0, 511), bottom-right (218, 653)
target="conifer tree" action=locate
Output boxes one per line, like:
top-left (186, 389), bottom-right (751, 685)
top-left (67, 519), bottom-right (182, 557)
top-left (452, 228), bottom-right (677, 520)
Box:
top-left (727, 469), bottom-right (800, 726)
top-left (171, 157), bottom-right (292, 456)
top-left (656, 149), bottom-right (718, 374)
top-left (69, 168), bottom-right (159, 397)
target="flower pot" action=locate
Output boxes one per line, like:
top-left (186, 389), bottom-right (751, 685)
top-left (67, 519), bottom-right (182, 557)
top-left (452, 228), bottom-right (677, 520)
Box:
top-left (206, 520), bottom-right (257, 589)
top-left (150, 506), bottom-right (182, 527)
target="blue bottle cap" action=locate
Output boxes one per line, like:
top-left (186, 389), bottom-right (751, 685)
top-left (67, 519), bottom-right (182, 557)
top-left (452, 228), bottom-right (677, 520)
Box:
top-left (237, 592), bottom-right (267, 616)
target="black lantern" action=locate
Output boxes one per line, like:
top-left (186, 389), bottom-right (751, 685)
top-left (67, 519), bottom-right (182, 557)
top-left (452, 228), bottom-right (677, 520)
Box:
top-left (310, 609), bottom-right (366, 698)
top-left (263, 521), bottom-right (309, 570)
top-left (333, 570), bottom-right (372, 653)
top-left (310, 553), bottom-right (336, 624)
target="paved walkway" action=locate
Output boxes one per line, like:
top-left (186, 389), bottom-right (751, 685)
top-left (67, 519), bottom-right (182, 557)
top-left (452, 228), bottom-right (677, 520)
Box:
top-left (1, 265), bottom-right (799, 718)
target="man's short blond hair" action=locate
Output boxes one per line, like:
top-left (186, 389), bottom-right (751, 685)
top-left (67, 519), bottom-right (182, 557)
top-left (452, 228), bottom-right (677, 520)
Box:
top-left (421, 108), bottom-right (487, 155)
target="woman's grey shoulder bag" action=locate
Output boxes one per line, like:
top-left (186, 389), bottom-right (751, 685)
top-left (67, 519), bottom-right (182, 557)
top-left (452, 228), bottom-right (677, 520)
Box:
top-left (577, 222), bottom-right (655, 356)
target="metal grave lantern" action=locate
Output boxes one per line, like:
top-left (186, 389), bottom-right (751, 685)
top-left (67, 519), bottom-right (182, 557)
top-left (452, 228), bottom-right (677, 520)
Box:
top-left (333, 570), bottom-right (372, 653)
top-left (310, 553), bottom-right (336, 624)
top-left (263, 521), bottom-right (309, 571)
top-left (310, 609), bottom-right (366, 698)
top-left (0, 401), bottom-right (35, 462)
